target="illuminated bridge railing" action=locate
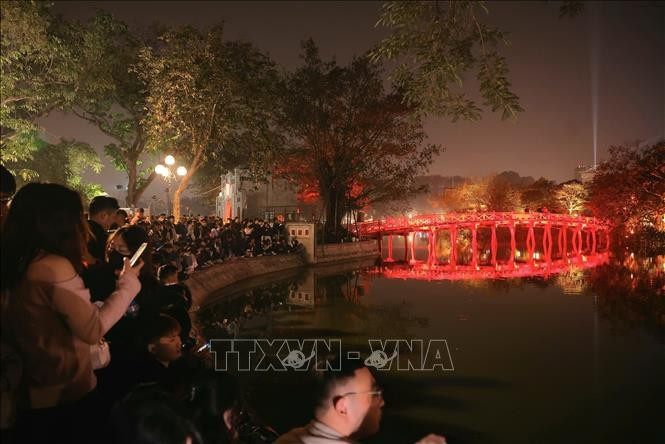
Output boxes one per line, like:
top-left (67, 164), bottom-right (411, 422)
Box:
top-left (356, 212), bottom-right (610, 236)
top-left (355, 212), bottom-right (612, 266)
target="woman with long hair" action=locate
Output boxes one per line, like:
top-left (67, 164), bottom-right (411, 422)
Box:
top-left (106, 225), bottom-right (162, 320)
top-left (1, 183), bottom-right (143, 443)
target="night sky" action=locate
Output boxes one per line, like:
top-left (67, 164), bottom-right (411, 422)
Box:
top-left (43, 1), bottom-right (664, 200)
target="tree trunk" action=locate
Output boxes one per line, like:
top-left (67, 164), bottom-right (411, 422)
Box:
top-left (133, 172), bottom-right (156, 209)
top-left (323, 188), bottom-right (346, 243)
top-left (172, 145), bottom-right (203, 220)
top-left (124, 134), bottom-right (154, 208)
top-left (126, 159), bottom-right (137, 207)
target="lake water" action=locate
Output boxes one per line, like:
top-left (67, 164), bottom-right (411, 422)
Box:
top-left (198, 243), bottom-right (664, 444)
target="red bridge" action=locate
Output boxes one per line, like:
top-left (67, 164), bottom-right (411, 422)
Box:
top-left (356, 212), bottom-right (611, 267)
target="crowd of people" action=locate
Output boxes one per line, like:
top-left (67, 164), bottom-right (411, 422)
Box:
top-left (0, 167), bottom-right (445, 444)
top-left (118, 208), bottom-right (304, 277)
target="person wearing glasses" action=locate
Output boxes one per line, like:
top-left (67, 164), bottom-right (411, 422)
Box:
top-left (276, 355), bottom-right (446, 444)
top-left (275, 355), bottom-right (382, 444)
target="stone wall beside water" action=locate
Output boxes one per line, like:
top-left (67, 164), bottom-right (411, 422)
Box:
top-left (187, 255), bottom-right (305, 307)
top-left (313, 240), bottom-right (379, 264)
top-left (187, 240), bottom-right (380, 307)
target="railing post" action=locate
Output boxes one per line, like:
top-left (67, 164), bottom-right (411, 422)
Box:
top-left (509, 223), bottom-right (516, 265)
top-left (428, 228), bottom-right (438, 267)
top-left (450, 226), bottom-right (457, 267)
top-left (527, 222), bottom-right (536, 265)
top-left (471, 224), bottom-right (478, 267)
top-left (409, 231), bottom-right (417, 264)
top-left (491, 224), bottom-right (497, 266)
top-left (386, 235), bottom-right (394, 262)
top-left (543, 222), bottom-right (553, 261)
top-left (404, 233), bottom-right (409, 262)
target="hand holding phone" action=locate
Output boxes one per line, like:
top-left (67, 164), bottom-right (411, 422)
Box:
top-left (196, 342), bottom-right (211, 353)
top-left (130, 242), bottom-right (148, 267)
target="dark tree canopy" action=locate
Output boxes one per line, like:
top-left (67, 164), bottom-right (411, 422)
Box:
top-left (588, 140), bottom-right (665, 231)
top-left (275, 40), bottom-right (441, 240)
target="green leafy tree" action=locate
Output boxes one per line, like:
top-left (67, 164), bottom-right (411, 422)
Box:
top-left (10, 139), bottom-right (105, 204)
top-left (275, 40), bottom-right (440, 240)
top-left (134, 25), bottom-right (279, 218)
top-left (370, 1), bottom-right (585, 121)
top-left (70, 24), bottom-right (163, 206)
top-left (1, 1), bottom-right (122, 178)
top-left (370, 1), bottom-right (523, 121)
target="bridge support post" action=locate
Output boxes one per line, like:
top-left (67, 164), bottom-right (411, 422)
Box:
top-left (385, 235), bottom-right (394, 262)
top-left (491, 225), bottom-right (497, 267)
top-left (427, 228), bottom-right (438, 267)
top-left (543, 223), bottom-right (553, 261)
top-left (450, 226), bottom-right (457, 267)
top-left (527, 222), bottom-right (535, 262)
top-left (574, 226), bottom-right (582, 256)
top-left (403, 234), bottom-right (408, 262)
top-left (409, 232), bottom-right (417, 264)
top-left (471, 225), bottom-right (478, 267)
top-left (509, 224), bottom-right (516, 265)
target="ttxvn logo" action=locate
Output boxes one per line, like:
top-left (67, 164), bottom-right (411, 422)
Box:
top-left (209, 339), bottom-right (454, 372)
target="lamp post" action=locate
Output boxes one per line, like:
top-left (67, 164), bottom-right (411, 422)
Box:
top-left (155, 155), bottom-right (187, 216)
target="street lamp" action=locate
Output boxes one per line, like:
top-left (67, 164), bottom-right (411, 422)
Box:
top-left (154, 155), bottom-right (187, 216)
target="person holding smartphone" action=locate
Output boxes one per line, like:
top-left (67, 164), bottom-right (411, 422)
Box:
top-left (103, 226), bottom-right (160, 348)
top-left (1, 183), bottom-right (143, 443)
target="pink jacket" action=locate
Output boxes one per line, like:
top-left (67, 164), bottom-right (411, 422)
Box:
top-left (7, 254), bottom-right (140, 409)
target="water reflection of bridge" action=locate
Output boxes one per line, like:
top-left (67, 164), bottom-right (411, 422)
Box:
top-left (357, 212), bottom-right (611, 266)
top-left (369, 252), bottom-right (609, 281)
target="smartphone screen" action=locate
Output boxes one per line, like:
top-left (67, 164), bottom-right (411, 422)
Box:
top-left (130, 242), bottom-right (148, 267)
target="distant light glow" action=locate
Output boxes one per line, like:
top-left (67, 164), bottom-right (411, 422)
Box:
top-left (165, 155), bottom-right (175, 166)
top-left (176, 166), bottom-right (187, 176)
top-left (590, 3), bottom-right (599, 168)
